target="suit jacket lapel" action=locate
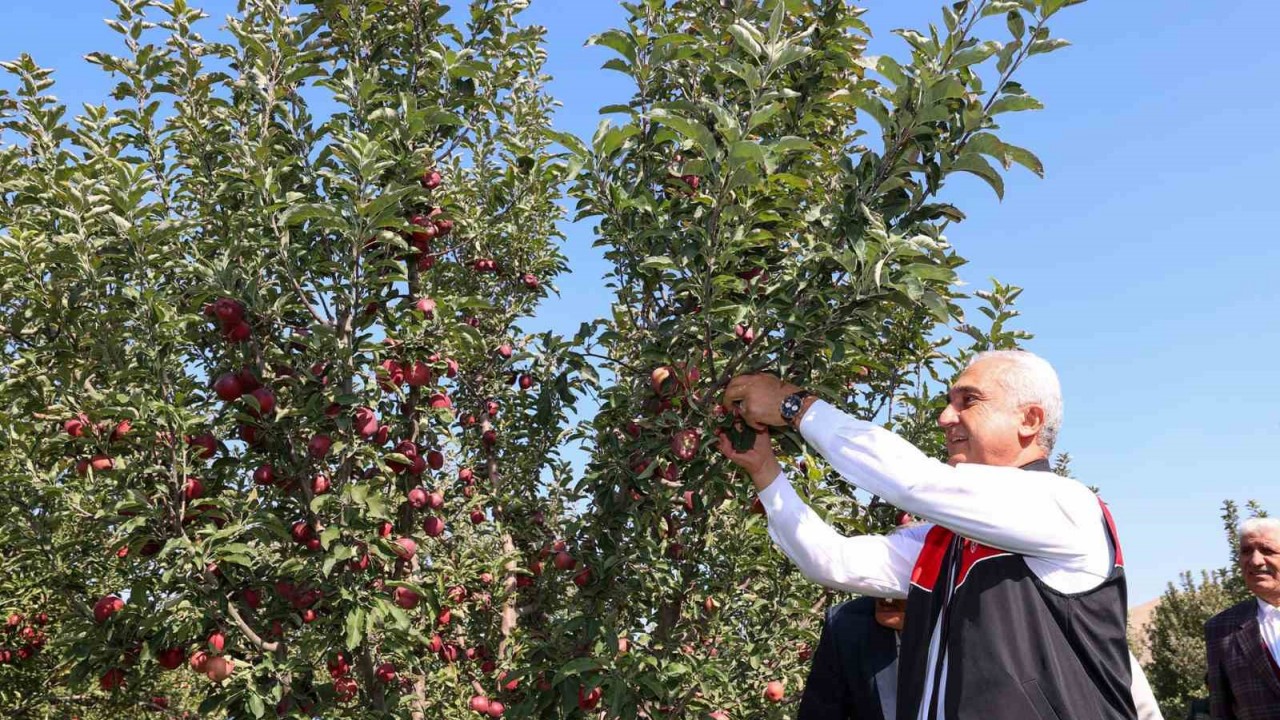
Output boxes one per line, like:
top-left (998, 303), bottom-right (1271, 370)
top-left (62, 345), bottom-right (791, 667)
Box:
top-left (1234, 612), bottom-right (1280, 698)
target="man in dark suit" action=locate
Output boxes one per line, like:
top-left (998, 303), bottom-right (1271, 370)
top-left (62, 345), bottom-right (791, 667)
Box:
top-left (1206, 517), bottom-right (1280, 719)
top-left (797, 596), bottom-right (903, 720)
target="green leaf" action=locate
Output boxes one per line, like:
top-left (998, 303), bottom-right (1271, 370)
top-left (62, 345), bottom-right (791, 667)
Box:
top-left (553, 656), bottom-right (604, 684)
top-left (950, 153), bottom-right (1005, 200)
top-left (727, 23), bottom-right (764, 59)
top-left (650, 108), bottom-right (718, 158)
top-left (345, 607), bottom-right (366, 650)
top-left (587, 29), bottom-right (637, 64)
top-left (988, 95), bottom-right (1044, 115)
top-left (248, 693), bottom-right (265, 718)
top-left (952, 40), bottom-right (1002, 68)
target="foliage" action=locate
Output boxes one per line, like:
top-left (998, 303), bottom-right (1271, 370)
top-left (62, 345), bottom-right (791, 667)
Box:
top-left (1136, 499), bottom-right (1269, 719)
top-left (0, 0), bottom-right (1090, 718)
top-left (555, 0), bottom-right (1082, 717)
top-left (0, 0), bottom-right (587, 717)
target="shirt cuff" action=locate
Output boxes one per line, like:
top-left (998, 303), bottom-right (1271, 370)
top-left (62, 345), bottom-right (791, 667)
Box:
top-left (797, 399), bottom-right (853, 449)
top-left (757, 469), bottom-right (798, 516)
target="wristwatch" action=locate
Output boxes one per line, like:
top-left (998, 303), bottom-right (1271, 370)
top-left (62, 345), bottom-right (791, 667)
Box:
top-left (780, 390), bottom-right (812, 427)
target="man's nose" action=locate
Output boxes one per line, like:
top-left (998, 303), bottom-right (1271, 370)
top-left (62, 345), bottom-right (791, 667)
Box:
top-left (938, 403), bottom-right (957, 427)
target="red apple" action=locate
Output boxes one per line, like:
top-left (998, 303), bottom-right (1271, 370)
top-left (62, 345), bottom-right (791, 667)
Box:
top-left (703, 596), bottom-right (720, 614)
top-left (290, 521), bottom-right (314, 544)
top-left (213, 373), bottom-right (243, 401)
top-left (764, 680), bottom-right (785, 702)
top-left (93, 595), bottom-right (124, 624)
top-left (670, 428), bottom-right (701, 461)
top-left (189, 649), bottom-right (210, 673)
top-left (334, 675), bottom-right (358, 702)
top-left (469, 695), bottom-right (491, 713)
top-left (253, 464), bottom-right (275, 487)
top-left (207, 631), bottom-right (225, 654)
top-left (353, 407), bottom-right (378, 437)
top-left (420, 170), bottom-right (442, 190)
top-left (378, 521), bottom-right (393, 538)
top-left (578, 686), bottom-right (602, 711)
top-left (426, 449), bottom-right (444, 470)
top-left (497, 343), bottom-right (512, 359)
top-left (413, 297), bottom-right (437, 319)
top-left (182, 476), bottom-right (204, 501)
top-left (328, 652), bottom-right (351, 679)
top-left (470, 509), bottom-right (486, 525)
top-left (518, 374), bottom-right (533, 390)
top-left (311, 474), bottom-right (330, 495)
top-left (520, 273), bottom-right (539, 289)
top-left (109, 418), bottom-right (132, 442)
top-left (99, 667), bottom-right (126, 691)
top-left (204, 655), bottom-right (234, 682)
top-left (211, 298), bottom-right (245, 325)
top-left (248, 387), bottom-right (275, 417)
top-left (64, 413), bottom-right (89, 437)
top-left (157, 647), bottom-right (184, 670)
top-left (392, 586), bottom-right (420, 609)
top-left (187, 433), bottom-right (217, 460)
top-left (553, 551), bottom-right (576, 571)
top-left (405, 361), bottom-right (432, 387)
top-left (428, 393), bottom-right (452, 410)
top-left (458, 467), bottom-right (474, 484)
top-left (427, 490), bottom-right (444, 510)
top-left (482, 430), bottom-right (497, 447)
top-left (222, 321), bottom-right (251, 342)
top-left (572, 567), bottom-right (591, 588)
top-left (407, 487), bottom-right (428, 509)
top-left (487, 701), bottom-right (505, 718)
top-left (307, 434), bottom-right (332, 458)
top-left (300, 608), bottom-right (318, 623)
top-left (375, 662), bottom-right (396, 684)
top-left (392, 536), bottom-right (417, 560)
top-left (423, 516), bottom-right (445, 537)
top-left (379, 359), bottom-right (404, 390)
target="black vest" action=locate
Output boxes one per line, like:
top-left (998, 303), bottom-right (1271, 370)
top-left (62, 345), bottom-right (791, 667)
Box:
top-left (895, 460), bottom-right (1136, 720)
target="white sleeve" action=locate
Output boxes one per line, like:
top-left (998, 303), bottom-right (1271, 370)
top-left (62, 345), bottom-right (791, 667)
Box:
top-left (797, 400), bottom-right (1104, 564)
top-left (1129, 651), bottom-right (1164, 720)
top-left (757, 470), bottom-right (926, 599)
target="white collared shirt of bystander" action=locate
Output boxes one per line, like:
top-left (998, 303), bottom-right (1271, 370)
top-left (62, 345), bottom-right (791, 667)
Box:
top-left (1259, 598), bottom-right (1280, 665)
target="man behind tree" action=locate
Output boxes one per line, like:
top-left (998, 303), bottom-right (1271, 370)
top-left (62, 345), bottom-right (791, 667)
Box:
top-left (720, 350), bottom-right (1139, 719)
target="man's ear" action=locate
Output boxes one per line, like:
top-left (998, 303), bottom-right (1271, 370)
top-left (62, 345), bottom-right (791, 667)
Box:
top-left (1018, 405), bottom-right (1045, 443)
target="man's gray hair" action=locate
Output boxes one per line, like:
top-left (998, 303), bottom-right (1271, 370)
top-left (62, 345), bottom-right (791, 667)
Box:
top-left (1239, 516), bottom-right (1280, 542)
top-left (965, 350), bottom-right (1063, 452)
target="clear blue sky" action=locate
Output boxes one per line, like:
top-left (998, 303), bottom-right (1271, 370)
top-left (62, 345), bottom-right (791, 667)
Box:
top-left (6, 1), bottom-right (1279, 604)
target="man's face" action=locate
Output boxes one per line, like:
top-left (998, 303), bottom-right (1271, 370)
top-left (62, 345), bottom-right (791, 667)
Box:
top-left (1239, 527), bottom-right (1280, 604)
top-left (874, 598), bottom-right (906, 631)
top-left (937, 359), bottom-right (1028, 467)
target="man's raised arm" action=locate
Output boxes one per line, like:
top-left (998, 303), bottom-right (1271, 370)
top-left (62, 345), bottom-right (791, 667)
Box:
top-left (794, 399), bottom-right (1103, 563)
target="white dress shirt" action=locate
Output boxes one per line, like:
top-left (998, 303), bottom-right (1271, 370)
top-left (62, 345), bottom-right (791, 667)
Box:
top-left (757, 400), bottom-right (1163, 719)
top-left (1259, 599), bottom-right (1280, 666)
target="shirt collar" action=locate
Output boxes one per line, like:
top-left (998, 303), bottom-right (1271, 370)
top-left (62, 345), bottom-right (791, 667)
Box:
top-left (1258, 598), bottom-right (1280, 620)
top-left (1020, 458), bottom-right (1052, 472)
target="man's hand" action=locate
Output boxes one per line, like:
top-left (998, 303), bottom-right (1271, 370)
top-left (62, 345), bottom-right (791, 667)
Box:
top-left (722, 373), bottom-right (801, 430)
top-left (716, 425), bottom-right (782, 492)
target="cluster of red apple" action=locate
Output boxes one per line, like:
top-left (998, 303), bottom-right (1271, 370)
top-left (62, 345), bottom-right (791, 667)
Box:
top-left (203, 297), bottom-right (251, 343)
top-left (0, 611), bottom-right (49, 666)
top-left (522, 538), bottom-right (591, 591)
top-left (323, 652), bottom-right (406, 704)
top-left (91, 595), bottom-right (233, 691)
top-left (64, 412), bottom-right (131, 476)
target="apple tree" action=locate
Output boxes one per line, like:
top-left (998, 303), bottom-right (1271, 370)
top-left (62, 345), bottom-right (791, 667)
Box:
top-left (0, 0), bottom-right (588, 717)
top-left (548, 0), bottom-right (1084, 717)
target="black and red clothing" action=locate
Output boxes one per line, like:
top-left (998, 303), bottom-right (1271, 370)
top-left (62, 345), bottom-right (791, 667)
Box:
top-left (759, 400), bottom-right (1159, 719)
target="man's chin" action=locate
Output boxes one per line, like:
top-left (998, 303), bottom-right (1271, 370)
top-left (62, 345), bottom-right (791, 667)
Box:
top-left (946, 453), bottom-right (963, 466)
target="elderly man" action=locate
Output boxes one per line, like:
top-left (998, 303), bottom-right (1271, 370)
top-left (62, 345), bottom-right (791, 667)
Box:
top-left (720, 350), bottom-right (1151, 720)
top-left (1205, 517), bottom-right (1280, 719)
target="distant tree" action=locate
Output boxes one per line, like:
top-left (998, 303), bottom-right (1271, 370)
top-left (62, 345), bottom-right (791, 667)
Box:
top-left (1136, 499), bottom-right (1267, 719)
